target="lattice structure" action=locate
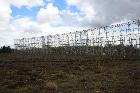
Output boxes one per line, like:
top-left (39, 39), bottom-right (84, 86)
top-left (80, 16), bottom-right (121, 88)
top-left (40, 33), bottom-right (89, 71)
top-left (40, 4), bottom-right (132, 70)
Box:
top-left (14, 20), bottom-right (140, 57)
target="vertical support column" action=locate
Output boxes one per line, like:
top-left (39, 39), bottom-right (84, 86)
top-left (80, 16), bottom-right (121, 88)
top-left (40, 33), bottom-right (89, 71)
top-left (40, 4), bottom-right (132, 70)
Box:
top-left (137, 20), bottom-right (140, 56)
top-left (14, 39), bottom-right (19, 54)
top-left (74, 31), bottom-right (77, 55)
top-left (85, 30), bottom-right (88, 46)
top-left (91, 29), bottom-right (95, 55)
top-left (41, 36), bottom-right (45, 55)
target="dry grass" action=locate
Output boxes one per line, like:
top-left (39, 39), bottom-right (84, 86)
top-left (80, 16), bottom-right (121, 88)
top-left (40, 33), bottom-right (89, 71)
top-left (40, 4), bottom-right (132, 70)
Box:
top-left (0, 53), bottom-right (140, 93)
top-left (45, 80), bottom-right (58, 90)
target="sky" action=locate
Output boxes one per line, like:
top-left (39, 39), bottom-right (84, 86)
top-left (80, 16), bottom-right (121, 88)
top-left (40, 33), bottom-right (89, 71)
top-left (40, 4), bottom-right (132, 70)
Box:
top-left (0, 0), bottom-right (140, 47)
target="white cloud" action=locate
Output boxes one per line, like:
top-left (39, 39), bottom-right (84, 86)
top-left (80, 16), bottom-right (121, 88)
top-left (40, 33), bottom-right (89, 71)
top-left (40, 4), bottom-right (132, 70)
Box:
top-left (0, 1), bottom-right (11, 31)
top-left (66, 0), bottom-right (96, 18)
top-left (0, 0), bottom-right (13, 47)
top-left (37, 3), bottom-right (62, 25)
top-left (37, 3), bottom-right (90, 28)
top-left (10, 17), bottom-right (43, 38)
top-left (60, 9), bottom-right (79, 26)
top-left (65, 0), bottom-right (140, 26)
top-left (0, 0), bottom-right (140, 47)
top-left (0, 0), bottom-right (45, 47)
top-left (40, 23), bottom-right (84, 35)
top-left (10, 0), bottom-right (44, 8)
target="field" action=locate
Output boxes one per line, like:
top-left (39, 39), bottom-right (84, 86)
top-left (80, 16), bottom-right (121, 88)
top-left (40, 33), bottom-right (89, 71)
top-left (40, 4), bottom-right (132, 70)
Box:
top-left (0, 53), bottom-right (140, 93)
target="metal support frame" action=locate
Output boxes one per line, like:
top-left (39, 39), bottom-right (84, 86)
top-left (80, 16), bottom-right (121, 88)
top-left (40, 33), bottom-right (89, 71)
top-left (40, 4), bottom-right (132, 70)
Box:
top-left (14, 20), bottom-right (140, 58)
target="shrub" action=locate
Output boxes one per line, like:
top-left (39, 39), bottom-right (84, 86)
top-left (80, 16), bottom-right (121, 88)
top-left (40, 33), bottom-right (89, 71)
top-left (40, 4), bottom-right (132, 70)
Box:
top-left (0, 46), bottom-right (11, 53)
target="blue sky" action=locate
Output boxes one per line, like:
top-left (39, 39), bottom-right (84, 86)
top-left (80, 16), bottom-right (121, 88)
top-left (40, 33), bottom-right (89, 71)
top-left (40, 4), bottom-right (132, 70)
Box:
top-left (11, 0), bottom-right (80, 20)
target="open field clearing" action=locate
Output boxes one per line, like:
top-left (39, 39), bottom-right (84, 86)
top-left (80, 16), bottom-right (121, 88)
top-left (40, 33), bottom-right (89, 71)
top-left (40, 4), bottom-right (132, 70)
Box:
top-left (0, 53), bottom-right (140, 93)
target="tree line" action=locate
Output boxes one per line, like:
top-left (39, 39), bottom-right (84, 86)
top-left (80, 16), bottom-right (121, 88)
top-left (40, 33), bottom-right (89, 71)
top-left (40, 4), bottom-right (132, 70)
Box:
top-left (0, 46), bottom-right (12, 53)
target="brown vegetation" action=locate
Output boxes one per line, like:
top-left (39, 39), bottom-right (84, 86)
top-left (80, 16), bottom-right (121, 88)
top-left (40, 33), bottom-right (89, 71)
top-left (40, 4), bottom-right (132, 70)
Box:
top-left (0, 53), bottom-right (140, 93)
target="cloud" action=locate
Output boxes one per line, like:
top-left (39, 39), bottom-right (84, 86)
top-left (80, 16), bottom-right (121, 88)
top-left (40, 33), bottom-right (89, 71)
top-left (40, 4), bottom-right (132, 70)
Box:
top-left (0, 0), bottom-right (140, 47)
top-left (36, 2), bottom-right (90, 28)
top-left (37, 3), bottom-right (62, 25)
top-left (10, 0), bottom-right (44, 8)
top-left (0, 0), bottom-right (44, 47)
top-left (0, 1), bottom-right (11, 31)
top-left (10, 17), bottom-right (43, 38)
top-left (36, 0), bottom-right (140, 28)
top-left (65, 0), bottom-right (140, 26)
top-left (0, 1), bottom-right (12, 46)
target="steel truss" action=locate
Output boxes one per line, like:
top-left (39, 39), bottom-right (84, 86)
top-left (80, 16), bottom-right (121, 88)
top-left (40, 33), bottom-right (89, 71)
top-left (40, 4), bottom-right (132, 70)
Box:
top-left (14, 20), bottom-right (140, 57)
